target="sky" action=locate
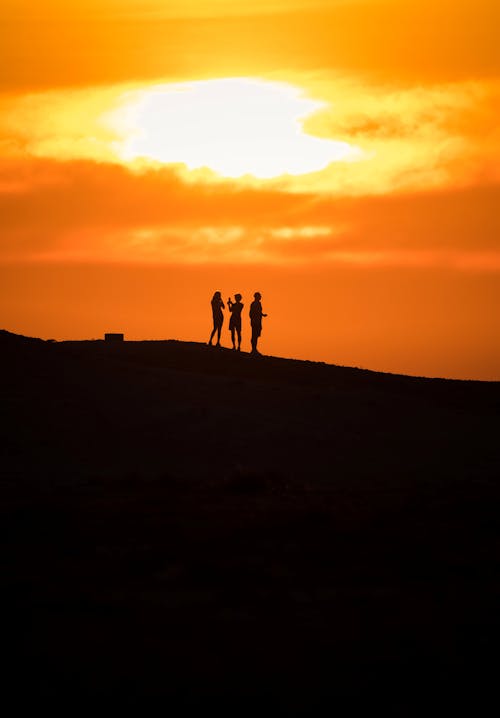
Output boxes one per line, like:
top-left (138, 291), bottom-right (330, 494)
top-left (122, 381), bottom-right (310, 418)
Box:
top-left (1, 0), bottom-right (499, 379)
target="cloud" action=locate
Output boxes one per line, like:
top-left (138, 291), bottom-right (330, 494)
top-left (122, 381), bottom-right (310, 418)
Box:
top-left (1, 157), bottom-right (498, 269)
top-left (295, 78), bottom-right (500, 195)
top-left (1, 76), bottom-right (498, 197)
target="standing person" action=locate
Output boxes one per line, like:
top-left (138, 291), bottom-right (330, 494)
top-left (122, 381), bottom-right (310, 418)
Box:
top-left (208, 291), bottom-right (225, 347)
top-left (228, 293), bottom-right (244, 351)
top-left (249, 292), bottom-right (267, 354)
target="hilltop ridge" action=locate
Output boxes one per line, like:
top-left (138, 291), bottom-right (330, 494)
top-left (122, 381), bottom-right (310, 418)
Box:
top-left (3, 327), bottom-right (499, 482)
top-left (2, 327), bottom-right (498, 385)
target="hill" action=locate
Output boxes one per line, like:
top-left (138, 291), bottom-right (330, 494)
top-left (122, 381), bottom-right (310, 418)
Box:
top-left (1, 330), bottom-right (499, 712)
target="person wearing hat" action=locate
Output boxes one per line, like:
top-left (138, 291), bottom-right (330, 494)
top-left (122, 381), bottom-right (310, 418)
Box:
top-left (228, 293), bottom-right (244, 351)
top-left (249, 292), bottom-right (267, 354)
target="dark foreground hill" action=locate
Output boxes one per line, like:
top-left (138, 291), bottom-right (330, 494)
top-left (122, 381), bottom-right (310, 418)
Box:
top-left (1, 330), bottom-right (499, 713)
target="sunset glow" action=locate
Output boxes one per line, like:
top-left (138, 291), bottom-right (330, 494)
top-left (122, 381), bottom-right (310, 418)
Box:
top-left (0, 0), bottom-right (499, 379)
top-left (111, 78), bottom-right (361, 178)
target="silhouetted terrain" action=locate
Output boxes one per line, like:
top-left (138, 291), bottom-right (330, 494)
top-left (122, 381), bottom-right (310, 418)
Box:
top-left (2, 330), bottom-right (499, 713)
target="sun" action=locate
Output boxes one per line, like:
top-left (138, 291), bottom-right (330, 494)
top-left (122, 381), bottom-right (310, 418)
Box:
top-left (109, 78), bottom-right (361, 179)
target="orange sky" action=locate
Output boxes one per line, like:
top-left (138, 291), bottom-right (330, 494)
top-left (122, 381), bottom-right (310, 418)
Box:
top-left (1, 0), bottom-right (499, 379)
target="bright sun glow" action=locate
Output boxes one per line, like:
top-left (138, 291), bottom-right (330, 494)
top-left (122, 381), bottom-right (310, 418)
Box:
top-left (109, 78), bottom-right (361, 178)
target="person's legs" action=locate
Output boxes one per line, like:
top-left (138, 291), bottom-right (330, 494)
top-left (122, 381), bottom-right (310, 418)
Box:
top-left (251, 324), bottom-right (258, 353)
top-left (208, 325), bottom-right (216, 345)
top-left (252, 322), bottom-right (263, 354)
top-left (236, 326), bottom-right (241, 350)
top-left (231, 326), bottom-right (236, 349)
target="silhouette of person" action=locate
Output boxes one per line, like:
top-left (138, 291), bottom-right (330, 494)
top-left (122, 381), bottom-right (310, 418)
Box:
top-left (228, 293), bottom-right (244, 351)
top-left (249, 292), bottom-right (267, 354)
top-left (208, 291), bottom-right (225, 347)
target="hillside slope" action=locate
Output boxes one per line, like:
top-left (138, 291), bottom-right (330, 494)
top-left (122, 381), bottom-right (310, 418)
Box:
top-left (1, 330), bottom-right (499, 711)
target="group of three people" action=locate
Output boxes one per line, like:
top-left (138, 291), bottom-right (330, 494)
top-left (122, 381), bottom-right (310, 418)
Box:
top-left (209, 291), bottom-right (267, 354)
